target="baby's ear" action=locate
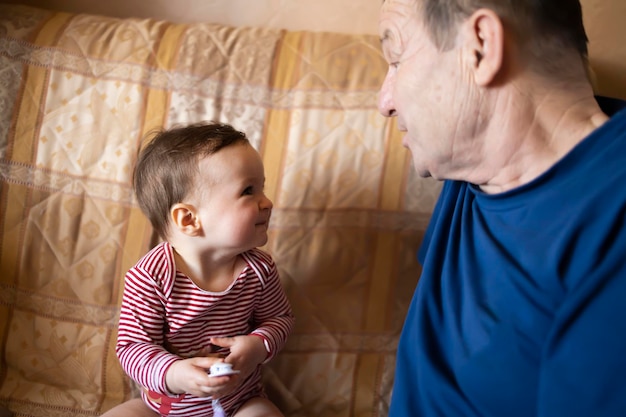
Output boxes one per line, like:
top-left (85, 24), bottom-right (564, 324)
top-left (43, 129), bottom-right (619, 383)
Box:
top-left (170, 203), bottom-right (202, 236)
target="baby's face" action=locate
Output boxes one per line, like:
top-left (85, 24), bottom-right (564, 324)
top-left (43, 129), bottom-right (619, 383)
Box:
top-left (190, 143), bottom-right (273, 252)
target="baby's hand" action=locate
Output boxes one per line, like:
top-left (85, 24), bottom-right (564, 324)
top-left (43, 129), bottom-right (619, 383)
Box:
top-left (210, 335), bottom-right (268, 383)
top-left (165, 356), bottom-right (236, 398)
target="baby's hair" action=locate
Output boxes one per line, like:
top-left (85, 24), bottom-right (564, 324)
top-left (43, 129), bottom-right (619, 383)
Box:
top-left (133, 122), bottom-right (250, 239)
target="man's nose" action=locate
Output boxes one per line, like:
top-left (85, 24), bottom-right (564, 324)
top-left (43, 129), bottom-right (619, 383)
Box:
top-left (378, 71), bottom-right (397, 117)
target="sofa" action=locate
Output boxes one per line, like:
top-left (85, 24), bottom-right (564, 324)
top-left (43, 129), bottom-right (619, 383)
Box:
top-left (0, 4), bottom-right (442, 416)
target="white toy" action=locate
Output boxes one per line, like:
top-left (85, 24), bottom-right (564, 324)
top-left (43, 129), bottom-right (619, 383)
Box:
top-left (209, 362), bottom-right (240, 377)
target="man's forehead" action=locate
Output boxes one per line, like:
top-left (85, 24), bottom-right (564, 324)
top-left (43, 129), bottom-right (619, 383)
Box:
top-left (380, 0), bottom-right (420, 23)
top-left (382, 0), bottom-right (418, 8)
top-left (380, 0), bottom-right (420, 42)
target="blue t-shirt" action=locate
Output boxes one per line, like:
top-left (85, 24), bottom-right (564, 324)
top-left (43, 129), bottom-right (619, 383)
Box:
top-left (390, 97), bottom-right (626, 417)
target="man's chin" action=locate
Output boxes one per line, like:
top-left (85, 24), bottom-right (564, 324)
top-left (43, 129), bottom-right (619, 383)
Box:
top-left (412, 162), bottom-right (432, 179)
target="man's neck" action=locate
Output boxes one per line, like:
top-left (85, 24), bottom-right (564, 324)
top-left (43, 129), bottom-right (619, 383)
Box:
top-left (471, 84), bottom-right (607, 194)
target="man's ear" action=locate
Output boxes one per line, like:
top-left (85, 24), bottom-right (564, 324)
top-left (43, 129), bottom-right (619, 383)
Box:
top-left (462, 8), bottom-right (504, 86)
top-left (170, 203), bottom-right (202, 236)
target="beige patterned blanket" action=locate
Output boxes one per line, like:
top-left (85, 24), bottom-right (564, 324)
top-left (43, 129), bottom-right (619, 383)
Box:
top-left (0, 4), bottom-right (441, 416)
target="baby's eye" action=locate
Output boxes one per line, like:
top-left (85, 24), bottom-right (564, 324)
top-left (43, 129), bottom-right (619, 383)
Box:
top-left (241, 186), bottom-right (253, 196)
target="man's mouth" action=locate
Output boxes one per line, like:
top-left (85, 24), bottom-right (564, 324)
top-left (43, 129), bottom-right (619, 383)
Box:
top-left (401, 133), bottom-right (409, 148)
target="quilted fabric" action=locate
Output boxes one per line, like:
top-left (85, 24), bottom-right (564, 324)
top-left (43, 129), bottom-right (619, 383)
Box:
top-left (0, 4), bottom-right (441, 416)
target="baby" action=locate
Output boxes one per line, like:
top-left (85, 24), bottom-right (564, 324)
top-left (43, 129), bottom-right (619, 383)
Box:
top-left (103, 122), bottom-right (294, 417)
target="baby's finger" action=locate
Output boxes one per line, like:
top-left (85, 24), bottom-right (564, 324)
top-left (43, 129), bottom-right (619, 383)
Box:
top-left (210, 336), bottom-right (237, 349)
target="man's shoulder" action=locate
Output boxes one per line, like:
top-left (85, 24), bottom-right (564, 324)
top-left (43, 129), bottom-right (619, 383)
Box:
top-left (597, 95), bottom-right (626, 116)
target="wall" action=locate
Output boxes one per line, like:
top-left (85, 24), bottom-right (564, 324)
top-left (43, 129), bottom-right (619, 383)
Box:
top-left (4, 0), bottom-right (380, 34)
top-left (581, 0), bottom-right (626, 99)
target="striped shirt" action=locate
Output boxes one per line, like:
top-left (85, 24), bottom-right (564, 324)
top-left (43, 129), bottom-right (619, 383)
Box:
top-left (116, 242), bottom-right (294, 416)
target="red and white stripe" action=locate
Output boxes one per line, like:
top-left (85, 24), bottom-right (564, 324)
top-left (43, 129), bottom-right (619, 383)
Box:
top-left (116, 242), bottom-right (294, 415)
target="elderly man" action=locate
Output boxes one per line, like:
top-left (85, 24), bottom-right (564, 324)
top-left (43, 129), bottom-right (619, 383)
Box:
top-left (377, 0), bottom-right (626, 416)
